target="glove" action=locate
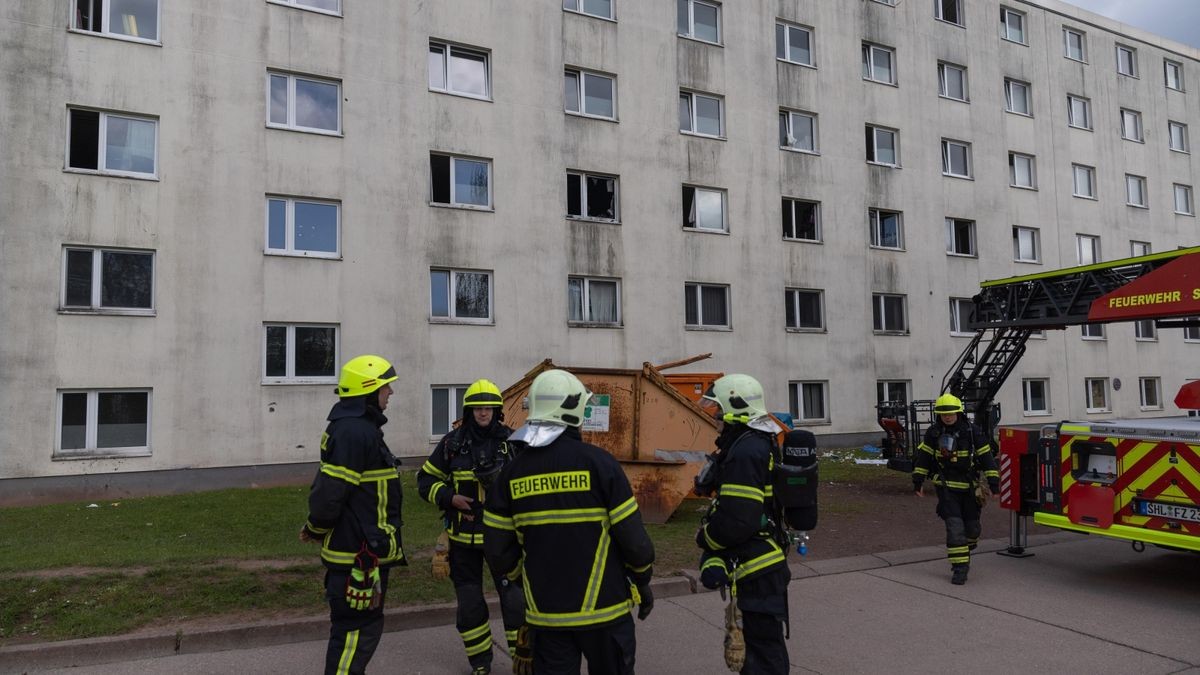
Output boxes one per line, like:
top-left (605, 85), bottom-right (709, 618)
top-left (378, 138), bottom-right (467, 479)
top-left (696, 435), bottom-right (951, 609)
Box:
top-left (511, 625), bottom-right (533, 675)
top-left (700, 564), bottom-right (730, 590)
top-left (632, 582), bottom-right (653, 621)
top-left (431, 531), bottom-right (450, 580)
top-left (346, 545), bottom-right (381, 611)
top-left (988, 479), bottom-right (1000, 495)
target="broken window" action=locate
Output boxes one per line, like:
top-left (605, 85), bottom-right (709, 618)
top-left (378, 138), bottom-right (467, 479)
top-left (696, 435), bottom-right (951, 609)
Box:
top-left (567, 172), bottom-right (618, 221)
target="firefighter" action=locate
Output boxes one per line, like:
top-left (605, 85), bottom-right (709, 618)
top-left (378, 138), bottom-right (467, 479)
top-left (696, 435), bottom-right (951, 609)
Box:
top-left (694, 374), bottom-right (791, 675)
top-left (416, 378), bottom-right (524, 675)
top-left (913, 393), bottom-right (1000, 585)
top-left (483, 369), bottom-right (655, 675)
top-left (299, 354), bottom-right (406, 675)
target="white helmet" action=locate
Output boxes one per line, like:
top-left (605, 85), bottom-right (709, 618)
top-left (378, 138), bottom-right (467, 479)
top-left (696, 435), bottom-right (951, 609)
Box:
top-left (527, 369), bottom-right (592, 427)
top-left (702, 373), bottom-right (768, 424)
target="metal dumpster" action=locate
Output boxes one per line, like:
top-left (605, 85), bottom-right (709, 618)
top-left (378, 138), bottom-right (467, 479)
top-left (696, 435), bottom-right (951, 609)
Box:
top-left (501, 358), bottom-right (719, 524)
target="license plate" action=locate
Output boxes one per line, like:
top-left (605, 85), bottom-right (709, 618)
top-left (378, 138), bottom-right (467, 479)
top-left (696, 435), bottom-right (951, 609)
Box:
top-left (1135, 500), bottom-right (1200, 523)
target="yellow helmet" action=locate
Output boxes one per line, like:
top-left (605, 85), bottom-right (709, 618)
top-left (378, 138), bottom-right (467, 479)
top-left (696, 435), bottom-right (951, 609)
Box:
top-left (702, 373), bottom-right (768, 424)
top-left (463, 379), bottom-right (503, 407)
top-left (336, 355), bottom-right (398, 398)
top-left (527, 369), bottom-right (591, 427)
top-left (933, 393), bottom-right (964, 414)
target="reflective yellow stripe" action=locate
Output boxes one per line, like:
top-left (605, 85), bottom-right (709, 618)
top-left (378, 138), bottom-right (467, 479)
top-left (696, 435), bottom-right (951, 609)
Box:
top-left (719, 483), bottom-right (765, 502)
top-left (321, 463), bottom-right (362, 485)
top-left (975, 445), bottom-right (993, 456)
top-left (464, 633), bottom-right (492, 656)
top-left (361, 468), bottom-right (396, 481)
top-left (731, 541), bottom-right (785, 581)
top-left (452, 470), bottom-right (477, 480)
top-left (626, 562), bottom-right (651, 573)
top-left (940, 480), bottom-right (971, 489)
top-left (421, 461), bottom-right (449, 481)
top-left (305, 520), bottom-right (332, 534)
top-left (947, 545), bottom-right (969, 554)
top-left (764, 485), bottom-right (774, 498)
top-left (913, 467), bottom-right (929, 477)
top-left (526, 600), bottom-right (632, 628)
top-left (918, 443), bottom-right (935, 456)
top-left (483, 509), bottom-right (515, 530)
top-left (512, 507), bottom-right (607, 527)
top-left (448, 531), bottom-right (485, 545)
top-left (337, 629), bottom-right (359, 675)
top-left (703, 524), bottom-right (724, 550)
top-left (460, 622), bottom-right (491, 641)
top-left (609, 496), bottom-right (638, 525)
top-left (1060, 424), bottom-right (1089, 434)
top-left (582, 521), bottom-right (611, 612)
top-left (322, 548), bottom-right (357, 565)
top-left (701, 557), bottom-right (728, 572)
top-left (428, 482), bottom-right (447, 505)
top-left (983, 470), bottom-right (999, 478)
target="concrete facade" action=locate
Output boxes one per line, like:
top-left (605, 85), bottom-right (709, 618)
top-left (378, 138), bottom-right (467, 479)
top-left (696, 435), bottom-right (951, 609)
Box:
top-left (1, 0), bottom-right (1198, 485)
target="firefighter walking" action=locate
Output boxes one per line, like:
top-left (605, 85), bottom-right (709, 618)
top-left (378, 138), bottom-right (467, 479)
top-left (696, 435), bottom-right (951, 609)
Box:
top-left (913, 393), bottom-right (1000, 585)
top-left (300, 355), bottom-right (406, 675)
top-left (483, 369), bottom-right (655, 674)
top-left (417, 378), bottom-right (525, 675)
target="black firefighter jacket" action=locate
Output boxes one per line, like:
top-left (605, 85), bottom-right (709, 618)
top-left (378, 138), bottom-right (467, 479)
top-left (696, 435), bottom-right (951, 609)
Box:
top-left (417, 422), bottom-right (513, 546)
top-left (914, 417), bottom-right (999, 492)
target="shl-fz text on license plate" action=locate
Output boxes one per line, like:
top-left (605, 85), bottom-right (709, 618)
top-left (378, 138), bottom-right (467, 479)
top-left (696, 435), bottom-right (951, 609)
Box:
top-left (1136, 500), bottom-right (1200, 523)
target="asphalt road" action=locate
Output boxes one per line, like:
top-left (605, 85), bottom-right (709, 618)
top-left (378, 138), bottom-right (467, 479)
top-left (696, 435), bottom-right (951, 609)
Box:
top-left (8, 534), bottom-right (1200, 674)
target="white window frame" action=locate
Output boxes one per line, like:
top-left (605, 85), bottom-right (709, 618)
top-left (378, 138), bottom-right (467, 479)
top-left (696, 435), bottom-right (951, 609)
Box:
top-left (1120, 108), bottom-right (1143, 142)
top-left (71, 0), bottom-right (162, 43)
top-left (861, 43), bottom-right (896, 85)
top-left (872, 293), bottom-right (908, 334)
top-left (876, 380), bottom-right (911, 406)
top-left (1009, 152), bottom-right (1036, 189)
top-left (266, 71), bottom-right (342, 135)
top-left (66, 108), bottom-right (159, 178)
top-left (1001, 7), bottom-right (1026, 44)
top-left (1076, 234), bottom-right (1100, 265)
top-left (1022, 378), bottom-right (1050, 416)
top-left (782, 197), bottom-right (821, 242)
top-left (430, 268), bottom-right (494, 324)
top-left (565, 68), bottom-right (617, 120)
top-left (261, 323), bottom-right (340, 384)
top-left (937, 61), bottom-right (968, 101)
top-left (563, 0), bottom-right (614, 21)
top-left (935, 0), bottom-right (964, 26)
top-left (429, 153), bottom-right (494, 209)
top-left (428, 41), bottom-right (492, 101)
top-left (1004, 78), bottom-right (1031, 116)
top-left (1175, 184), bottom-right (1194, 216)
top-left (568, 276), bottom-right (622, 326)
top-left (1125, 174), bottom-right (1147, 208)
top-left (949, 297), bottom-right (974, 336)
top-left (1072, 164), bottom-right (1096, 199)
top-left (870, 0), bottom-right (897, 4)
top-left (1085, 377), bottom-right (1110, 413)
top-left (941, 139), bottom-right (972, 179)
top-left (779, 109), bottom-right (818, 153)
top-left (1081, 323), bottom-right (1106, 341)
top-left (776, 20), bottom-right (814, 67)
top-left (677, 0), bottom-right (722, 45)
top-left (789, 381), bottom-right (830, 424)
top-left (1185, 321), bottom-right (1200, 342)
top-left (684, 282), bottom-right (731, 329)
top-left (682, 185), bottom-right (728, 232)
top-left (1165, 59), bottom-right (1185, 92)
top-left (1067, 94), bottom-right (1091, 130)
top-left (785, 287), bottom-right (825, 331)
top-left (268, 0), bottom-right (342, 16)
top-left (1168, 121), bottom-right (1190, 153)
top-left (1140, 377), bottom-right (1163, 410)
top-left (679, 90), bottom-right (725, 138)
top-left (866, 125), bottom-right (899, 167)
top-left (265, 196), bottom-right (341, 258)
top-left (1130, 240), bottom-right (1151, 257)
top-left (60, 246), bottom-right (155, 314)
top-left (1116, 44), bottom-right (1138, 77)
top-left (431, 384), bottom-right (469, 437)
top-left (1063, 28), bottom-right (1086, 62)
top-left (1013, 226), bottom-right (1040, 263)
top-left (869, 208), bottom-right (904, 249)
top-left (945, 218), bottom-right (976, 257)
top-left (55, 389), bottom-right (152, 459)
top-left (1135, 319), bottom-right (1157, 341)
top-left (567, 170), bottom-right (620, 222)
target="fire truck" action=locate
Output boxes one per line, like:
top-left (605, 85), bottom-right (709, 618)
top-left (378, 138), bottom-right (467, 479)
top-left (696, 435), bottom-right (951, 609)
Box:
top-left (877, 246), bottom-right (1200, 553)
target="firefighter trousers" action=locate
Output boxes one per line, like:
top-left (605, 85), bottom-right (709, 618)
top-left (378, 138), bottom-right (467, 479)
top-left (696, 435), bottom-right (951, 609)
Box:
top-left (737, 566), bottom-right (791, 675)
top-left (323, 567), bottom-right (391, 675)
top-left (450, 543), bottom-right (526, 668)
top-left (531, 615), bottom-right (637, 674)
top-left (935, 486), bottom-right (982, 568)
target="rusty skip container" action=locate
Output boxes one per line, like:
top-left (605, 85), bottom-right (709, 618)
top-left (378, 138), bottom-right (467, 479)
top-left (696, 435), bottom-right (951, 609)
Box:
top-left (500, 359), bottom-right (719, 524)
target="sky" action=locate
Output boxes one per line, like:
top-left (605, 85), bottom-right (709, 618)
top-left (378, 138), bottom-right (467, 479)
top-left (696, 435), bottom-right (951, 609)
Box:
top-left (1060, 0), bottom-right (1200, 49)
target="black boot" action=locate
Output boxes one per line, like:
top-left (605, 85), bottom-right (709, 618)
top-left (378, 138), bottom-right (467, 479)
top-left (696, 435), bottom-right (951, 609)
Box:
top-left (951, 565), bottom-right (969, 585)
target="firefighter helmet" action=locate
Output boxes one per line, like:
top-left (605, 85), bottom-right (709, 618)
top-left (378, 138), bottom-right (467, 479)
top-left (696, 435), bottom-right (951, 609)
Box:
top-left (337, 355), bottom-right (398, 398)
top-left (526, 369), bottom-right (592, 427)
top-left (933, 393), bottom-right (964, 414)
top-left (463, 379), bottom-right (503, 408)
top-left (702, 374), bottom-right (768, 424)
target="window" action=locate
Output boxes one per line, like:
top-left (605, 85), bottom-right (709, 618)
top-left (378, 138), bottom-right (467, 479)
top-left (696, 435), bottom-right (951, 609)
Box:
top-left (1120, 108), bottom-right (1143, 142)
top-left (430, 153), bottom-right (492, 208)
top-left (779, 109), bottom-right (817, 152)
top-left (937, 62), bottom-right (968, 101)
top-left (1130, 240), bottom-right (1151, 257)
top-left (682, 185), bottom-right (727, 232)
top-left (935, 0), bottom-right (963, 26)
top-left (567, 171), bottom-right (619, 221)
top-left (679, 91), bottom-right (723, 137)
top-left (1175, 184), bottom-right (1194, 215)
top-left (945, 218), bottom-right (976, 256)
top-left (941, 139), bottom-right (972, 178)
top-left (565, 69), bottom-right (616, 120)
top-left (61, 246), bottom-right (153, 312)
top-left (861, 43), bottom-right (896, 84)
top-left (872, 293), bottom-right (907, 333)
top-left (876, 381), bottom-right (910, 406)
top-left (1022, 379), bottom-right (1049, 415)
top-left (431, 385), bottom-right (468, 436)
top-left (563, 0), bottom-right (613, 20)
top-left (268, 72), bottom-right (340, 134)
top-left (782, 198), bottom-right (820, 241)
top-left (776, 21), bottom-right (813, 66)
top-left (1169, 121), bottom-right (1190, 153)
top-left (57, 389), bottom-right (150, 458)
top-left (272, 0), bottom-right (340, 13)
top-left (1009, 152), bottom-right (1036, 188)
top-left (685, 283), bottom-right (730, 328)
top-left (789, 381), bottom-right (829, 423)
top-left (1125, 174), bottom-right (1147, 208)
top-left (266, 197), bottom-right (339, 257)
top-left (1081, 323), bottom-right (1105, 340)
top-left (428, 42), bottom-right (491, 99)
top-left (1067, 95), bottom-right (1091, 129)
top-left (263, 324), bottom-right (338, 383)
top-left (1063, 28), bottom-right (1086, 61)
top-left (871, 0), bottom-right (897, 4)
top-left (568, 276), bottom-right (621, 325)
top-left (1140, 377), bottom-right (1162, 409)
top-left (1076, 234), bottom-right (1100, 265)
top-left (1085, 378), bottom-right (1110, 412)
top-left (1116, 44), bottom-right (1137, 77)
top-left (67, 108), bottom-right (157, 177)
top-left (869, 209), bottom-right (903, 249)
top-left (1135, 319), bottom-right (1157, 341)
top-left (1001, 7), bottom-right (1025, 43)
top-left (677, 0), bottom-right (720, 44)
top-left (1072, 164), bottom-right (1095, 199)
top-left (785, 288), bottom-right (824, 330)
top-left (1165, 60), bottom-right (1184, 91)
top-left (1013, 226), bottom-right (1040, 263)
top-left (1004, 78), bottom-right (1031, 115)
top-left (72, 0), bottom-right (159, 41)
top-left (949, 297), bottom-right (974, 335)
top-left (430, 268), bottom-right (493, 322)
top-left (865, 125), bottom-right (899, 166)
top-left (1186, 320), bottom-right (1200, 342)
